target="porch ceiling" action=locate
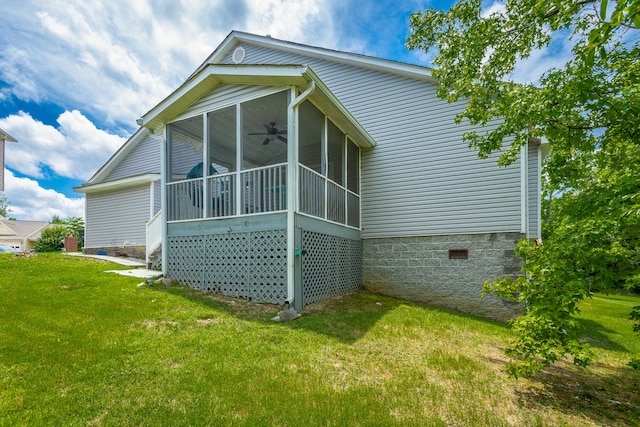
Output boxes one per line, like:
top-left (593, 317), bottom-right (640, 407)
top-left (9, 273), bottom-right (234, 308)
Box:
top-left (138, 64), bottom-right (376, 149)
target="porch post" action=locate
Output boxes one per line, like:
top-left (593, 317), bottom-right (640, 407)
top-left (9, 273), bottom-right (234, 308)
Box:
top-left (202, 113), bottom-right (210, 218)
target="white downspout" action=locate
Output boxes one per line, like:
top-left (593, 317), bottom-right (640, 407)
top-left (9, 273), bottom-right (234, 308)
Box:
top-left (285, 81), bottom-right (316, 306)
top-left (521, 140), bottom-right (529, 238)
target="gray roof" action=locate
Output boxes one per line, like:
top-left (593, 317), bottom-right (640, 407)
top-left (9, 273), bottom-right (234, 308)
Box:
top-left (0, 219), bottom-right (52, 240)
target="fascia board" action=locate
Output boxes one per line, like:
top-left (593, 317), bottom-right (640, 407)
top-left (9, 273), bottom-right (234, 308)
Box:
top-left (140, 63), bottom-right (375, 149)
top-left (139, 64), bottom-right (313, 131)
top-left (0, 128), bottom-right (17, 142)
top-left (24, 223), bottom-right (52, 240)
top-left (0, 222), bottom-right (18, 236)
top-left (75, 173), bottom-right (160, 194)
top-left (203, 31), bottom-right (436, 84)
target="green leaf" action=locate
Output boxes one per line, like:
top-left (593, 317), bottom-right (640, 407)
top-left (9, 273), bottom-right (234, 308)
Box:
top-left (600, 0), bottom-right (609, 20)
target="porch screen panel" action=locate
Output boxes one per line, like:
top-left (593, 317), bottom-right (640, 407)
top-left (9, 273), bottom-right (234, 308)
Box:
top-left (298, 100), bottom-right (324, 174)
top-left (347, 192), bottom-right (360, 228)
top-left (167, 116), bottom-right (205, 221)
top-left (241, 91), bottom-right (289, 170)
top-left (208, 106), bottom-right (237, 218)
top-left (346, 138), bottom-right (359, 194)
top-left (168, 115), bottom-right (203, 182)
top-left (208, 105), bottom-right (236, 174)
top-left (327, 120), bottom-right (344, 186)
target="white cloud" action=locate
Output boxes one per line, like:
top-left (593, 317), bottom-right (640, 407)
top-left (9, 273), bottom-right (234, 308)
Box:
top-left (3, 170), bottom-right (84, 221)
top-left (0, 111), bottom-right (125, 180)
top-left (477, 0), bottom-right (575, 84)
top-left (481, 0), bottom-right (506, 18)
top-left (0, 0), bottom-right (337, 129)
top-left (509, 35), bottom-right (575, 84)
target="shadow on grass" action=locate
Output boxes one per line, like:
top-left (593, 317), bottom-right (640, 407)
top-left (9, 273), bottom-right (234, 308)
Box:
top-left (515, 361), bottom-right (640, 426)
top-left (147, 283), bottom-right (396, 343)
top-left (147, 282), bottom-right (507, 344)
top-left (577, 318), bottom-right (630, 353)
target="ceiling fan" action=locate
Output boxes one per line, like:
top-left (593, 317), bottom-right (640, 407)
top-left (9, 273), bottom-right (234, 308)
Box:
top-left (249, 122), bottom-right (287, 145)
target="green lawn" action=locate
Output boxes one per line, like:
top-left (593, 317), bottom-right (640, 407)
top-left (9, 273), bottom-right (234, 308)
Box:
top-left (1, 253), bottom-right (638, 426)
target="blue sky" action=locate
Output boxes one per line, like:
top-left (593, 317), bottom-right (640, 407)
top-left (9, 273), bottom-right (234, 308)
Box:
top-left (0, 0), bottom-right (570, 221)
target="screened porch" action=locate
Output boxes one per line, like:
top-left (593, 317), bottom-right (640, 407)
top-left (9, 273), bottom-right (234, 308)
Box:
top-left (166, 89), bottom-right (361, 228)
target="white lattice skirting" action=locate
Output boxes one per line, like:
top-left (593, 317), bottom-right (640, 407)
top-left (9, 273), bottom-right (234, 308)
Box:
top-left (167, 228), bottom-right (362, 307)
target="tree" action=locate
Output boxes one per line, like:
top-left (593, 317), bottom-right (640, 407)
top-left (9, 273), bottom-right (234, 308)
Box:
top-left (49, 215), bottom-right (85, 248)
top-left (63, 216), bottom-right (85, 248)
top-left (407, 0), bottom-right (639, 377)
top-left (0, 193), bottom-right (10, 218)
top-left (35, 225), bottom-right (69, 252)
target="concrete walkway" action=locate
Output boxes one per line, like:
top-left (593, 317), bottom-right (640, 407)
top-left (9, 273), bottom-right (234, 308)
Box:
top-left (65, 252), bottom-right (163, 279)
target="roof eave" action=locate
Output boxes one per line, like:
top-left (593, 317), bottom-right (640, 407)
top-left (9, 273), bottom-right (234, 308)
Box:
top-left (137, 64), bottom-right (376, 148)
top-left (75, 173), bottom-right (161, 194)
top-left (200, 30), bottom-right (436, 84)
top-left (0, 128), bottom-right (17, 142)
top-left (138, 64), bottom-right (314, 132)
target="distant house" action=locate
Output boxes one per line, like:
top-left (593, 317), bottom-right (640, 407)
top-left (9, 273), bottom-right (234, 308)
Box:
top-left (0, 127), bottom-right (18, 192)
top-left (77, 31), bottom-right (546, 320)
top-left (0, 218), bottom-right (54, 251)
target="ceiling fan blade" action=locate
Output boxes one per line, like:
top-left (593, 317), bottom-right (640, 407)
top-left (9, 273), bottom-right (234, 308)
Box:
top-left (263, 123), bottom-right (272, 132)
top-left (262, 137), bottom-right (271, 145)
top-left (277, 135), bottom-right (287, 143)
top-left (248, 132), bottom-right (267, 135)
top-left (277, 129), bottom-right (287, 134)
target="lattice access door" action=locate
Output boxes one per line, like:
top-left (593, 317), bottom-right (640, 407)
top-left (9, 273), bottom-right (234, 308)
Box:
top-left (301, 230), bottom-right (362, 306)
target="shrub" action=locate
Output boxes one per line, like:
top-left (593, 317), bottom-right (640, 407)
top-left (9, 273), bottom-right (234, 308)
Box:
top-left (35, 225), bottom-right (69, 252)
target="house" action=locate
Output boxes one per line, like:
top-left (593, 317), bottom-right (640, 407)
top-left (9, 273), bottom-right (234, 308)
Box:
top-left (1, 127), bottom-right (18, 192)
top-left (75, 127), bottom-right (162, 262)
top-left (0, 218), bottom-right (55, 251)
top-left (78, 31), bottom-right (545, 320)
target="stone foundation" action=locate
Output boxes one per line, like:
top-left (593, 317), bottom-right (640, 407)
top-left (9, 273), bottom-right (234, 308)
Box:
top-left (362, 233), bottom-right (524, 321)
top-left (83, 245), bottom-right (146, 260)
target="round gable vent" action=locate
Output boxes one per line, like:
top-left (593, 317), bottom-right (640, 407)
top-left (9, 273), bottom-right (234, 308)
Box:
top-left (232, 47), bottom-right (246, 64)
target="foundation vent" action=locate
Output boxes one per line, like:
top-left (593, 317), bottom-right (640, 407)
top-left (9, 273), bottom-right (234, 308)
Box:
top-left (448, 249), bottom-right (469, 260)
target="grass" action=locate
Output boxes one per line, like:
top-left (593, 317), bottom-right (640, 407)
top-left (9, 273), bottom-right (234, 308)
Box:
top-left (0, 252), bottom-right (638, 426)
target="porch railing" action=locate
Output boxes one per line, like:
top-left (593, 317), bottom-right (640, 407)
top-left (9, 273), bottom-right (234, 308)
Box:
top-left (145, 209), bottom-right (163, 265)
top-left (299, 166), bottom-right (325, 217)
top-left (299, 165), bottom-right (360, 228)
top-left (241, 163), bottom-right (287, 214)
top-left (167, 164), bottom-right (286, 221)
top-left (167, 178), bottom-right (203, 221)
top-left (166, 163), bottom-right (358, 228)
